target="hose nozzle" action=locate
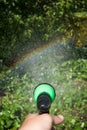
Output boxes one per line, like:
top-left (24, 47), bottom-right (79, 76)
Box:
top-left (33, 83), bottom-right (56, 114)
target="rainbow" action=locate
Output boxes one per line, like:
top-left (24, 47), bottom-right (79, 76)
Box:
top-left (12, 37), bottom-right (61, 69)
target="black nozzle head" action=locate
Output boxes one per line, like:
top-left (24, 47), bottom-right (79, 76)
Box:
top-left (37, 93), bottom-right (51, 114)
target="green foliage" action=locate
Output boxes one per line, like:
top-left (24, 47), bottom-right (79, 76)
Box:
top-left (60, 59), bottom-right (87, 80)
top-left (50, 59), bottom-right (87, 130)
top-left (0, 73), bottom-right (36, 130)
top-left (0, 0), bottom-right (87, 67)
top-left (0, 59), bottom-right (87, 129)
top-left (0, 0), bottom-right (87, 129)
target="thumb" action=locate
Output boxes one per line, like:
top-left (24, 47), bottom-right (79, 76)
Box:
top-left (52, 115), bottom-right (64, 125)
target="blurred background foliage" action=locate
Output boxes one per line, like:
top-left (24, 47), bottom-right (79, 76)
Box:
top-left (0, 0), bottom-right (87, 130)
top-left (0, 0), bottom-right (87, 68)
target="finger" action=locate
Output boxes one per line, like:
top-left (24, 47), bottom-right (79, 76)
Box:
top-left (52, 115), bottom-right (64, 125)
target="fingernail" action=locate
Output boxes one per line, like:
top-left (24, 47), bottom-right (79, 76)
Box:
top-left (58, 115), bottom-right (64, 120)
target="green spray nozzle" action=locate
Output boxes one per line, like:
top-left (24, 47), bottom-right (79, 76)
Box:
top-left (33, 83), bottom-right (56, 114)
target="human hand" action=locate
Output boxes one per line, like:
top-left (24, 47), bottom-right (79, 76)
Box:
top-left (19, 114), bottom-right (64, 130)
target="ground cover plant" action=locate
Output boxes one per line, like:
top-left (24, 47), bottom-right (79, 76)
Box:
top-left (0, 58), bottom-right (87, 130)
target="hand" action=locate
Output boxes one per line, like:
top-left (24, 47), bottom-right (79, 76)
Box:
top-left (19, 114), bottom-right (64, 130)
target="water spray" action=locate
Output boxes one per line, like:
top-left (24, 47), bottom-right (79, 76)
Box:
top-left (33, 83), bottom-right (56, 114)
